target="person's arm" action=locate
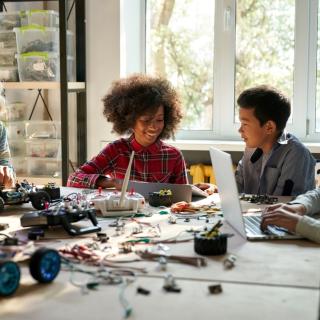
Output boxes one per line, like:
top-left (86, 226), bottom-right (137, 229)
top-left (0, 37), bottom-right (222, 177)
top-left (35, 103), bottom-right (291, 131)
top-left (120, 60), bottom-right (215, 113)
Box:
top-left (0, 122), bottom-right (15, 188)
top-left (290, 188), bottom-right (320, 215)
top-left (261, 204), bottom-right (302, 232)
top-left (261, 206), bottom-right (320, 243)
top-left (67, 145), bottom-right (115, 188)
top-left (272, 146), bottom-right (315, 196)
top-left (296, 216), bottom-right (320, 244)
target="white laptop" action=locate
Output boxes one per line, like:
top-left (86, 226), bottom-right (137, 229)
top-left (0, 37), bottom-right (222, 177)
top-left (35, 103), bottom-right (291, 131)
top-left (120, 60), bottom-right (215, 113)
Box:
top-left (128, 181), bottom-right (193, 203)
top-left (209, 147), bottom-right (304, 240)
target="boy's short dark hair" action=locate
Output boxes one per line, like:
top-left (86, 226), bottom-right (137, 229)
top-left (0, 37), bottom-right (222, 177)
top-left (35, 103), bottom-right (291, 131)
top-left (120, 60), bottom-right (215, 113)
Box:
top-left (237, 85), bottom-right (291, 133)
top-left (102, 74), bottom-right (183, 139)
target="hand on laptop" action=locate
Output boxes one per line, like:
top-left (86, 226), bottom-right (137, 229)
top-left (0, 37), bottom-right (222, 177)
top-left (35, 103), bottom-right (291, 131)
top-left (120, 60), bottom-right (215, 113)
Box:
top-left (194, 183), bottom-right (218, 195)
top-left (261, 203), bottom-right (305, 233)
top-left (96, 176), bottom-right (123, 190)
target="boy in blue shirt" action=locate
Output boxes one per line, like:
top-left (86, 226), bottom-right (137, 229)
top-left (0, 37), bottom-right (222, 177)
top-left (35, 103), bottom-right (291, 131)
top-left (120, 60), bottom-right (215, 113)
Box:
top-left (235, 85), bottom-right (315, 196)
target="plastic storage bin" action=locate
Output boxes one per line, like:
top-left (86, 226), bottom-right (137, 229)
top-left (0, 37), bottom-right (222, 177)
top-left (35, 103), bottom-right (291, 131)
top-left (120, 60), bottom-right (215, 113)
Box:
top-left (14, 26), bottom-right (59, 53)
top-left (16, 52), bottom-right (73, 81)
top-left (6, 102), bottom-right (28, 121)
top-left (25, 121), bottom-right (61, 139)
top-left (0, 30), bottom-right (17, 49)
top-left (22, 10), bottom-right (59, 28)
top-left (0, 48), bottom-right (17, 66)
top-left (0, 66), bottom-right (18, 81)
top-left (11, 157), bottom-right (28, 175)
top-left (7, 121), bottom-right (26, 139)
top-left (14, 26), bottom-right (73, 56)
top-left (26, 139), bottom-right (61, 158)
top-left (27, 157), bottom-right (61, 177)
top-left (9, 139), bottom-right (26, 157)
top-left (0, 12), bottom-right (21, 30)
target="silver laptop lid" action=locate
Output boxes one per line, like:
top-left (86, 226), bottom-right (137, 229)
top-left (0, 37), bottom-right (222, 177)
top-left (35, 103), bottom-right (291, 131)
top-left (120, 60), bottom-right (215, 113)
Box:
top-left (128, 181), bottom-right (192, 203)
top-left (209, 147), bottom-right (247, 239)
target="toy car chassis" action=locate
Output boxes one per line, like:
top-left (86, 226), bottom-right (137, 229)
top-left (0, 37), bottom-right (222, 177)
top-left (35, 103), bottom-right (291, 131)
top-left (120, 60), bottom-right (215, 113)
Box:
top-left (0, 181), bottom-right (61, 212)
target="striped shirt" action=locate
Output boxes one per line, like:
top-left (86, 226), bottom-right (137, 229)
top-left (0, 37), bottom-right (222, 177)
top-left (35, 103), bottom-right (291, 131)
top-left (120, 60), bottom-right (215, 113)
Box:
top-left (67, 135), bottom-right (188, 188)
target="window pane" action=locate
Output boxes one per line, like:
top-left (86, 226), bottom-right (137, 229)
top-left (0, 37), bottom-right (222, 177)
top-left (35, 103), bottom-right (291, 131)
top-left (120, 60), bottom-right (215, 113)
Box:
top-left (235, 0), bottom-right (295, 122)
top-left (146, 0), bottom-right (214, 130)
top-left (316, 1), bottom-right (320, 132)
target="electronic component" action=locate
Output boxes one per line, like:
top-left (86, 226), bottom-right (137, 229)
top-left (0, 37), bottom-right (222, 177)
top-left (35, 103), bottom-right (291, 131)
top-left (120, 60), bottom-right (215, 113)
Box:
top-left (20, 199), bottom-right (101, 236)
top-left (240, 194), bottom-right (278, 204)
top-left (208, 283), bottom-right (222, 294)
top-left (163, 274), bottom-right (181, 293)
top-left (90, 151), bottom-right (145, 217)
top-left (0, 180), bottom-right (61, 211)
top-left (223, 254), bottom-right (237, 269)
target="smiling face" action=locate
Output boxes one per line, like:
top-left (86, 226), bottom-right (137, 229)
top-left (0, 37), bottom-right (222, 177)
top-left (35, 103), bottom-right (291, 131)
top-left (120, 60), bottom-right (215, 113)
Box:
top-left (238, 107), bottom-right (277, 153)
top-left (133, 105), bottom-right (165, 147)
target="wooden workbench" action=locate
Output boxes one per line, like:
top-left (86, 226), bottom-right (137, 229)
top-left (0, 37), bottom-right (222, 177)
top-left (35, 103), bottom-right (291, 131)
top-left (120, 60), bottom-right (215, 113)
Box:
top-left (0, 189), bottom-right (319, 320)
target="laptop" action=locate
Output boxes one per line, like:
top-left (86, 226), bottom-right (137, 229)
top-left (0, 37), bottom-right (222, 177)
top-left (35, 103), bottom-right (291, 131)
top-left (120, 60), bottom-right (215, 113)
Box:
top-left (209, 147), bottom-right (303, 240)
top-left (128, 181), bottom-right (193, 203)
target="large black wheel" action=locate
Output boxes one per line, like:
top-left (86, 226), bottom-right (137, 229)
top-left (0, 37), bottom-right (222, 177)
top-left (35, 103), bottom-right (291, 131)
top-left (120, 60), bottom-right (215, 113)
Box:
top-left (29, 191), bottom-right (51, 210)
top-left (29, 248), bottom-right (61, 283)
top-left (0, 261), bottom-right (20, 296)
top-left (0, 197), bottom-right (5, 211)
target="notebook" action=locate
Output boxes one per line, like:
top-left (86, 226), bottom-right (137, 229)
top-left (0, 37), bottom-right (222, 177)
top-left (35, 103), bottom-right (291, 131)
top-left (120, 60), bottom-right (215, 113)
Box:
top-left (209, 147), bottom-right (304, 240)
top-left (128, 181), bottom-right (193, 203)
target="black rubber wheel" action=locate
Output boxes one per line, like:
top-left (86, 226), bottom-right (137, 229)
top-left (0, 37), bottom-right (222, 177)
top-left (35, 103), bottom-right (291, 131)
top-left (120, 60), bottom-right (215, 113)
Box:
top-left (29, 248), bottom-right (61, 283)
top-left (0, 197), bottom-right (5, 211)
top-left (29, 191), bottom-right (51, 210)
top-left (0, 261), bottom-right (20, 296)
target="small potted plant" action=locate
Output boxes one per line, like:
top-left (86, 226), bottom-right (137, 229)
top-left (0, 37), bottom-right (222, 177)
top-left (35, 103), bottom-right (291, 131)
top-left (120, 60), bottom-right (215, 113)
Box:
top-left (148, 189), bottom-right (173, 207)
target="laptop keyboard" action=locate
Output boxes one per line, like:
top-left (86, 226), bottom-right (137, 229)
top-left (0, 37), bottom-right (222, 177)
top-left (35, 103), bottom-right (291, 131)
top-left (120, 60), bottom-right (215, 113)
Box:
top-left (244, 215), bottom-right (265, 235)
top-left (244, 215), bottom-right (291, 236)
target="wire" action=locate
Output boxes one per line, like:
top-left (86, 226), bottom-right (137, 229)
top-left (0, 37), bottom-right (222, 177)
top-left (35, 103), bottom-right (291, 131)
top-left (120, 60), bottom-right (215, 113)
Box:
top-left (119, 279), bottom-right (133, 318)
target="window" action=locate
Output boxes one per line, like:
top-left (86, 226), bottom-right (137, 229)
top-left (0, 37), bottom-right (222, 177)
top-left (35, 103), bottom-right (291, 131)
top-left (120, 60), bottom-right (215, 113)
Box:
top-left (146, 0), bottom-right (214, 131)
top-left (235, 0), bottom-right (295, 123)
top-left (123, 0), bottom-right (320, 142)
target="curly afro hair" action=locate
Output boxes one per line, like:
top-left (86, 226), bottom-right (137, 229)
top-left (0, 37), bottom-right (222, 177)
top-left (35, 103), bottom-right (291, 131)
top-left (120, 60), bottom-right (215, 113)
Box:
top-left (102, 74), bottom-right (183, 140)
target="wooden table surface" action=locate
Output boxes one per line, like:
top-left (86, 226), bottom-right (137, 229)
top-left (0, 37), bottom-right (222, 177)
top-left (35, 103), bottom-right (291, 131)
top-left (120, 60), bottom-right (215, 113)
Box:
top-left (0, 189), bottom-right (319, 319)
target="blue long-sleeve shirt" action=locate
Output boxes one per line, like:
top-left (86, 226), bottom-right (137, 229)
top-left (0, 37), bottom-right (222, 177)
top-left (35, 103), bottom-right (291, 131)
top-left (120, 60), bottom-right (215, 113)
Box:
top-left (235, 133), bottom-right (316, 196)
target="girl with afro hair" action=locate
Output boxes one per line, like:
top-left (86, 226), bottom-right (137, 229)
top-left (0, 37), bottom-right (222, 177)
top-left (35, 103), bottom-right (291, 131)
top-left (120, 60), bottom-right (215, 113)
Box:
top-left (67, 74), bottom-right (188, 189)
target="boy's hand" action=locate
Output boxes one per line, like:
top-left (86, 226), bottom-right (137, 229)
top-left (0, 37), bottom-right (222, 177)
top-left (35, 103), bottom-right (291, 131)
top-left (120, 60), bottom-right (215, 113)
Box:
top-left (194, 183), bottom-right (218, 195)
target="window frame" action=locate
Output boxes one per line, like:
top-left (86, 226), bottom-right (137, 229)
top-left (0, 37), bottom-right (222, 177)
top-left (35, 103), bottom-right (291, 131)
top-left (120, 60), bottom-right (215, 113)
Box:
top-left (121, 0), bottom-right (320, 143)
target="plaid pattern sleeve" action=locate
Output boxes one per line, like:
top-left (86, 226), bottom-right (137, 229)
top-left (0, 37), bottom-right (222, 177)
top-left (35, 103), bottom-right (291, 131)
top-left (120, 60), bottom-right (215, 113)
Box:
top-left (67, 137), bottom-right (189, 188)
top-left (67, 142), bottom-right (116, 188)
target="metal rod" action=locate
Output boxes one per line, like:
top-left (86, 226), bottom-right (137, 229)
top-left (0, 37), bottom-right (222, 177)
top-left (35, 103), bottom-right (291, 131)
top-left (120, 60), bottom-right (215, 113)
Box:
top-left (59, 0), bottom-right (69, 185)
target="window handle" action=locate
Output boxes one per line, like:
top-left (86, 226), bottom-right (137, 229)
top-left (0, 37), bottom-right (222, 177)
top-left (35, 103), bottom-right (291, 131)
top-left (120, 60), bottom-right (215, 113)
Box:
top-left (224, 6), bottom-right (232, 31)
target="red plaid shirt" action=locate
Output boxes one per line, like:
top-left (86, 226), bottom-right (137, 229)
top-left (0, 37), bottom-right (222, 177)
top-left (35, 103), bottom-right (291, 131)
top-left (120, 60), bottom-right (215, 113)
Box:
top-left (67, 135), bottom-right (188, 188)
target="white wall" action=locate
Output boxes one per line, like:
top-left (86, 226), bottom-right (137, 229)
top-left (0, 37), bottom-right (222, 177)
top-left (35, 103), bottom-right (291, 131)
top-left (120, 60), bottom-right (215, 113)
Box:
top-left (86, 0), bottom-right (121, 158)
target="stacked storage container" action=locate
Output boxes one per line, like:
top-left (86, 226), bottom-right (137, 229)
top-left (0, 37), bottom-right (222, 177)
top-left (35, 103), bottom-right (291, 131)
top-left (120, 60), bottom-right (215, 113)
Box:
top-left (0, 11), bottom-right (22, 81)
top-left (8, 120), bottom-right (62, 177)
top-left (2, 10), bottom-right (66, 178)
top-left (14, 10), bottom-right (74, 81)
